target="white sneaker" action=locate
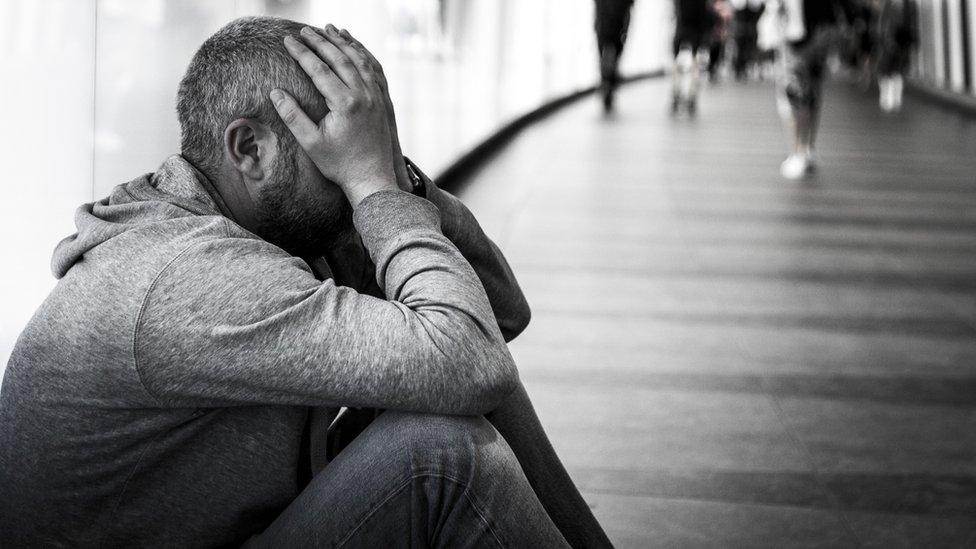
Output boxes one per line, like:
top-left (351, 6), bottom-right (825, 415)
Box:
top-left (804, 151), bottom-right (818, 174)
top-left (780, 153), bottom-right (812, 180)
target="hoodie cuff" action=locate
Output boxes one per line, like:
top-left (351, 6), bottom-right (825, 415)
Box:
top-left (353, 189), bottom-right (443, 261)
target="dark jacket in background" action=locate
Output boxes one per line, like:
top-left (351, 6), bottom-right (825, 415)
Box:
top-left (595, 0), bottom-right (635, 48)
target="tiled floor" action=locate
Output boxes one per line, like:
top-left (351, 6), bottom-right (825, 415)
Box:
top-left (452, 78), bottom-right (976, 547)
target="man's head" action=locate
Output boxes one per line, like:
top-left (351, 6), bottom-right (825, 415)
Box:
top-left (177, 16), bottom-right (351, 256)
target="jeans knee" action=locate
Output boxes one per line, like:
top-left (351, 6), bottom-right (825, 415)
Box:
top-left (377, 412), bottom-right (520, 481)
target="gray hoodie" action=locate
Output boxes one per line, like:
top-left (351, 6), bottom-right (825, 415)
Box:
top-left (0, 156), bottom-right (529, 547)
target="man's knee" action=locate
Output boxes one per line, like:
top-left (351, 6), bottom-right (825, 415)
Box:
top-left (247, 414), bottom-right (520, 548)
top-left (377, 411), bottom-right (498, 451)
top-left (371, 411), bottom-right (520, 478)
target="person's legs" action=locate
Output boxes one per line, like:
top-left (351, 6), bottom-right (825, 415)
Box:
top-left (245, 411), bottom-right (570, 548)
top-left (879, 74), bottom-right (892, 111)
top-left (671, 33), bottom-right (685, 112)
top-left (598, 38), bottom-right (613, 87)
top-left (891, 72), bottom-right (904, 110)
top-left (708, 40), bottom-right (724, 80)
top-left (671, 26), bottom-right (696, 112)
top-left (687, 40), bottom-right (706, 115)
top-left (599, 40), bottom-right (620, 111)
top-left (596, 6), bottom-right (631, 113)
top-left (791, 88), bottom-right (820, 156)
top-left (777, 42), bottom-right (824, 179)
top-left (791, 107), bottom-right (811, 154)
top-left (807, 94), bottom-right (822, 152)
top-left (672, 28), bottom-right (703, 115)
top-left (878, 47), bottom-right (907, 112)
top-left (802, 57), bottom-right (825, 168)
top-left (734, 34), bottom-right (749, 79)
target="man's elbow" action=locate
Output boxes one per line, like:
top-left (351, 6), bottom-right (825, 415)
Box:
top-left (480, 351), bottom-right (520, 410)
top-left (448, 341), bottom-right (519, 415)
top-left (499, 299), bottom-right (532, 343)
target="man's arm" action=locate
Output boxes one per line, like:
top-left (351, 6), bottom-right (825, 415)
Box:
top-left (136, 194), bottom-right (517, 415)
top-left (333, 26), bottom-right (531, 342)
top-left (416, 165), bottom-right (531, 342)
top-left (333, 173), bottom-right (532, 342)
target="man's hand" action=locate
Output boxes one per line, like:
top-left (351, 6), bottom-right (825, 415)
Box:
top-left (331, 28), bottom-right (412, 193)
top-left (271, 25), bottom-right (398, 207)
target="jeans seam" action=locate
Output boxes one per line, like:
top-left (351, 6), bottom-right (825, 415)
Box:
top-left (454, 477), bottom-right (507, 548)
top-left (335, 471), bottom-right (505, 548)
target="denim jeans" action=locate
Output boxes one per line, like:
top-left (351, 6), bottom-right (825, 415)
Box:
top-left (243, 411), bottom-right (571, 548)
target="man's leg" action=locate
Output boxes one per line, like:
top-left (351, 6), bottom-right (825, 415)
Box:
top-left (485, 382), bottom-right (614, 548)
top-left (245, 411), bottom-right (570, 548)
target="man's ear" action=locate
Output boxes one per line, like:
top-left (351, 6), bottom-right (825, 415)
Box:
top-left (223, 118), bottom-right (272, 181)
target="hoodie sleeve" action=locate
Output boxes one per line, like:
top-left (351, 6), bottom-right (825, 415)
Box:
top-left (420, 175), bottom-right (531, 342)
top-left (133, 190), bottom-right (518, 413)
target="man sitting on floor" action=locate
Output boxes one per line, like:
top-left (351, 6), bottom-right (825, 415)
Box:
top-left (0, 17), bottom-right (612, 548)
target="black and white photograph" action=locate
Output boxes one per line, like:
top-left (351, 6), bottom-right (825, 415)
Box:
top-left (1, 0), bottom-right (975, 547)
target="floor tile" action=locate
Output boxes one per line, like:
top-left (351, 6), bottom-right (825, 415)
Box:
top-left (582, 491), bottom-right (857, 549)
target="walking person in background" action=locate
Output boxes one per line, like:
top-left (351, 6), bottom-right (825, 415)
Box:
top-left (707, 0), bottom-right (735, 82)
top-left (843, 0), bottom-right (877, 89)
top-left (733, 0), bottom-right (766, 80)
top-left (776, 0), bottom-right (856, 180)
top-left (875, 0), bottom-right (917, 112)
top-left (671, 0), bottom-right (716, 115)
top-left (594, 0), bottom-right (635, 112)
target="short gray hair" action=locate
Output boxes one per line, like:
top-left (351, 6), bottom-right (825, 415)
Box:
top-left (176, 16), bottom-right (327, 177)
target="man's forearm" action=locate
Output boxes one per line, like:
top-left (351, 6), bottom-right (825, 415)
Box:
top-left (420, 177), bottom-right (532, 341)
top-left (485, 383), bottom-right (614, 549)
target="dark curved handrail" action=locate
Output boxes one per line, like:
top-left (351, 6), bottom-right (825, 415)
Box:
top-left (434, 70), bottom-right (665, 193)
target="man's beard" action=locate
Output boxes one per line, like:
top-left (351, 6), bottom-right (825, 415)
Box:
top-left (255, 156), bottom-right (353, 257)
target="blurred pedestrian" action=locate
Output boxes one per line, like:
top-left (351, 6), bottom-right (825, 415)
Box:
top-left (672, 0), bottom-right (716, 115)
top-left (707, 0), bottom-right (735, 81)
top-left (842, 0), bottom-right (877, 89)
top-left (733, 0), bottom-right (766, 80)
top-left (594, 0), bottom-right (635, 112)
top-left (775, 0), bottom-right (856, 180)
top-left (757, 0), bottom-right (784, 79)
top-left (875, 0), bottom-right (916, 112)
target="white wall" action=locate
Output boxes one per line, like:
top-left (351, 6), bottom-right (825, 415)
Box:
top-left (946, 0), bottom-right (967, 92)
top-left (968, 0), bottom-right (976, 95)
top-left (0, 0), bottom-right (97, 375)
top-left (912, 0), bottom-right (976, 95)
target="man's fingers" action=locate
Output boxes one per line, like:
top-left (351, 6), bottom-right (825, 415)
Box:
top-left (329, 29), bottom-right (406, 191)
top-left (269, 89), bottom-right (318, 149)
top-left (297, 26), bottom-right (365, 91)
top-left (335, 28), bottom-right (395, 128)
top-left (338, 29), bottom-right (386, 87)
top-left (320, 26), bottom-right (381, 89)
top-left (284, 35), bottom-right (351, 111)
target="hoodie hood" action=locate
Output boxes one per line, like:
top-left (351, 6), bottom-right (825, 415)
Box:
top-left (52, 156), bottom-right (227, 279)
